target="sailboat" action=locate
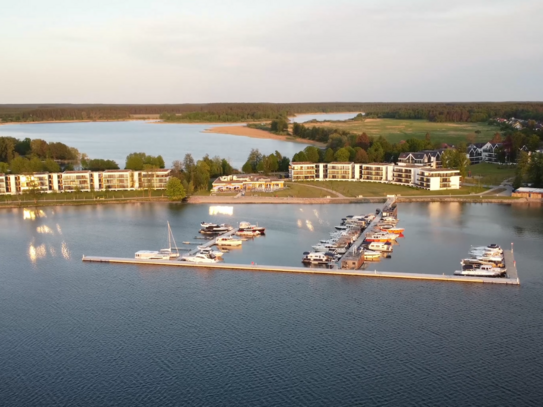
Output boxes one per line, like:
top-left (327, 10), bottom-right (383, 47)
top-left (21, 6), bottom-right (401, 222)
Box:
top-left (159, 221), bottom-right (181, 259)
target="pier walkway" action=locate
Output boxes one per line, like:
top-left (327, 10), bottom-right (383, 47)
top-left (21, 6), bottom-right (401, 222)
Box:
top-left (82, 255), bottom-right (519, 285)
top-left (338, 195), bottom-right (396, 265)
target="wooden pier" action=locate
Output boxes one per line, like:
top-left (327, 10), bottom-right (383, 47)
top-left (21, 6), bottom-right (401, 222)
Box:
top-left (82, 255), bottom-right (519, 285)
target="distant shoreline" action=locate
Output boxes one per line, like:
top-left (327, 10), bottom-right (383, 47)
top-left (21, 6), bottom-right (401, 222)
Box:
top-left (0, 195), bottom-right (529, 210)
top-left (202, 125), bottom-right (324, 146)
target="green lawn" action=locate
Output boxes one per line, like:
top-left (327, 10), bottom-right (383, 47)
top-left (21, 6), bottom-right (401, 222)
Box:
top-left (298, 181), bottom-right (487, 197)
top-left (465, 163), bottom-right (516, 185)
top-left (301, 118), bottom-right (499, 145)
top-left (245, 183), bottom-right (331, 198)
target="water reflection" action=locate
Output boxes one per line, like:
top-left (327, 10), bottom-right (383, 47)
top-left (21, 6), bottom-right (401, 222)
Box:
top-left (36, 225), bottom-right (54, 234)
top-left (209, 206), bottom-right (234, 216)
top-left (306, 220), bottom-right (314, 232)
top-left (23, 208), bottom-right (46, 220)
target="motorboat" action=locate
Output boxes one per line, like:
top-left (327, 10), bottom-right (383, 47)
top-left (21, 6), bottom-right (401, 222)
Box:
top-left (365, 233), bottom-right (398, 242)
top-left (197, 246), bottom-right (225, 257)
top-left (238, 221), bottom-right (266, 234)
top-left (454, 264), bottom-right (506, 277)
top-left (302, 251), bottom-right (334, 265)
top-left (135, 250), bottom-right (171, 260)
top-left (469, 248), bottom-right (503, 257)
top-left (199, 223), bottom-right (233, 234)
top-left (182, 253), bottom-right (220, 263)
top-left (471, 244), bottom-right (503, 254)
top-left (312, 243), bottom-right (338, 252)
top-left (381, 216), bottom-right (398, 224)
top-left (215, 236), bottom-right (243, 247)
top-left (367, 242), bottom-right (393, 252)
top-left (386, 227), bottom-right (404, 234)
top-left (363, 250), bottom-right (382, 260)
top-left (236, 230), bottom-right (261, 237)
top-left (335, 225), bottom-right (348, 231)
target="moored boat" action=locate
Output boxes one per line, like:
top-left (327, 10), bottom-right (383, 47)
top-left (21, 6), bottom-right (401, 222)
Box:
top-left (238, 221), bottom-right (266, 234)
top-left (363, 250), bottom-right (382, 260)
top-left (367, 242), bottom-right (393, 252)
top-left (135, 250), bottom-right (171, 260)
top-left (215, 236), bottom-right (243, 247)
top-left (302, 251), bottom-right (334, 265)
top-left (236, 230), bottom-right (261, 237)
top-left (365, 232), bottom-right (398, 242)
top-left (454, 264), bottom-right (506, 277)
top-left (181, 252), bottom-right (220, 263)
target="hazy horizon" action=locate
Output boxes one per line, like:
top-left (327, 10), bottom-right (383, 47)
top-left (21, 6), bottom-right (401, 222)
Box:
top-left (2, 0), bottom-right (542, 104)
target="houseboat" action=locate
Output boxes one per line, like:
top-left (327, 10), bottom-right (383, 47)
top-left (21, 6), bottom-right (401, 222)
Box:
top-left (366, 242), bottom-right (393, 252)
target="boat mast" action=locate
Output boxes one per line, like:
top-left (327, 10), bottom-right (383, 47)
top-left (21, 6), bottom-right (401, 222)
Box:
top-left (168, 221), bottom-right (179, 252)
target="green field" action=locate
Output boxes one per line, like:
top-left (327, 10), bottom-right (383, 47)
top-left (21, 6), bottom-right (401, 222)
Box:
top-left (299, 181), bottom-right (487, 197)
top-left (302, 118), bottom-right (499, 145)
top-left (466, 163), bottom-right (516, 185)
top-left (244, 183), bottom-right (331, 198)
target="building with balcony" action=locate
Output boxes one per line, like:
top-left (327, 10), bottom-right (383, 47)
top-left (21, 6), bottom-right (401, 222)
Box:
top-left (361, 163), bottom-right (394, 182)
top-left (289, 162), bottom-right (319, 181)
top-left (0, 169), bottom-right (171, 195)
top-left (416, 168), bottom-right (460, 190)
top-left (61, 171), bottom-right (93, 192)
top-left (392, 165), bottom-right (418, 185)
top-left (327, 162), bottom-right (353, 180)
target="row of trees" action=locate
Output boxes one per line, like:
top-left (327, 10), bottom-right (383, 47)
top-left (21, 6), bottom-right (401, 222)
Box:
top-left (514, 152), bottom-right (543, 188)
top-left (0, 136), bottom-right (78, 163)
top-left (3, 102), bottom-right (543, 123)
top-left (0, 156), bottom-right (61, 174)
top-left (170, 153), bottom-right (235, 194)
top-left (241, 149), bottom-right (290, 174)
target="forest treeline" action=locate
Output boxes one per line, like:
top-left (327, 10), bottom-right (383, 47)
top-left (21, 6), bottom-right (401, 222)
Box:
top-left (2, 102), bottom-right (543, 123)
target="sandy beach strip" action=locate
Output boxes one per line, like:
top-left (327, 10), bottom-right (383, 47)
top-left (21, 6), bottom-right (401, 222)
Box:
top-left (203, 125), bottom-right (324, 145)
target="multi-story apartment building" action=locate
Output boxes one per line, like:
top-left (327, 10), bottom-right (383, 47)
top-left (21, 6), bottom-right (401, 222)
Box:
top-left (360, 163), bottom-right (394, 182)
top-left (290, 162), bottom-right (460, 191)
top-left (212, 175), bottom-right (285, 192)
top-left (416, 168), bottom-right (460, 190)
top-left (61, 171), bottom-right (93, 192)
top-left (0, 169), bottom-right (171, 195)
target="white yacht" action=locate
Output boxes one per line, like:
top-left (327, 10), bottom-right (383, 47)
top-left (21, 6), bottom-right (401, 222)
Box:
top-left (455, 264), bottom-right (506, 277)
top-left (197, 246), bottom-right (225, 257)
top-left (367, 242), bottom-right (393, 252)
top-left (302, 251), bottom-right (334, 265)
top-left (363, 250), bottom-right (382, 260)
top-left (181, 253), bottom-right (220, 263)
top-left (216, 236), bottom-right (243, 247)
top-left (135, 250), bottom-right (171, 260)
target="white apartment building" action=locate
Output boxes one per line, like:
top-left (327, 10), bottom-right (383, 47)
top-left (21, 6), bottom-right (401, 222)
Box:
top-left (0, 169), bottom-right (171, 195)
top-left (290, 162), bottom-right (460, 191)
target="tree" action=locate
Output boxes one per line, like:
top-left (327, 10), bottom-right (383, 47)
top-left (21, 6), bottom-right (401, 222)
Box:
top-left (270, 119), bottom-right (289, 133)
top-left (29, 157), bottom-right (44, 172)
top-left (183, 153), bottom-right (196, 182)
top-left (43, 158), bottom-right (60, 173)
top-left (334, 148), bottom-right (350, 162)
top-left (278, 156), bottom-right (290, 172)
top-left (268, 154), bottom-right (279, 172)
top-left (355, 133), bottom-right (370, 150)
top-left (193, 161), bottom-right (211, 191)
top-left (0, 137), bottom-right (16, 163)
top-left (490, 132), bottom-right (502, 144)
top-left (125, 152), bottom-right (145, 170)
top-left (367, 142), bottom-right (385, 162)
top-left (304, 146), bottom-right (320, 163)
top-left (527, 135), bottom-right (541, 152)
top-left (292, 151), bottom-right (308, 162)
top-left (166, 178), bottom-right (186, 201)
top-left (221, 159), bottom-right (233, 175)
top-left (354, 148), bottom-right (369, 163)
top-left (10, 156), bottom-right (31, 174)
top-left (442, 149), bottom-right (470, 178)
top-left (324, 148), bottom-right (334, 163)
top-left (0, 162), bottom-right (9, 173)
top-left (345, 146), bottom-right (356, 161)
top-left (242, 161), bottom-right (253, 173)
top-left (527, 153), bottom-right (543, 188)
top-left (30, 139), bottom-right (48, 158)
top-left (247, 148), bottom-right (263, 171)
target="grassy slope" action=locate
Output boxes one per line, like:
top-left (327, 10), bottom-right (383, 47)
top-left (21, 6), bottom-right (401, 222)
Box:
top-left (466, 163), bottom-right (516, 185)
top-left (298, 181), bottom-right (487, 197)
top-left (244, 183), bottom-right (331, 198)
top-left (301, 118), bottom-right (499, 145)
top-left (0, 189), bottom-right (165, 202)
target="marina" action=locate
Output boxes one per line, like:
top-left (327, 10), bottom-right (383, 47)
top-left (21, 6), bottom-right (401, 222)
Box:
top-left (81, 197), bottom-right (520, 285)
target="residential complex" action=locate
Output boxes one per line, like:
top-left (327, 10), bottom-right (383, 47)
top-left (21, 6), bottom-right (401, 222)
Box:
top-left (0, 169), bottom-right (171, 195)
top-left (289, 162), bottom-right (460, 191)
top-left (212, 175), bottom-right (285, 193)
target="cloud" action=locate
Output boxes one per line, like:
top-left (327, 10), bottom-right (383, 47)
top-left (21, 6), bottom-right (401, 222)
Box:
top-left (0, 0), bottom-right (542, 102)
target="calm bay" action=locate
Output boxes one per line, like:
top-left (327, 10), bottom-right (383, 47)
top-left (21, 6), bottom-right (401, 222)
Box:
top-left (1, 202), bottom-right (542, 406)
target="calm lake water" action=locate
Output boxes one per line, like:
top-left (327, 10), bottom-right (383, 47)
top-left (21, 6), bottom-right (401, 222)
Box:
top-left (0, 121), bottom-right (311, 169)
top-left (290, 112), bottom-right (361, 122)
top-left (1, 202), bottom-right (542, 406)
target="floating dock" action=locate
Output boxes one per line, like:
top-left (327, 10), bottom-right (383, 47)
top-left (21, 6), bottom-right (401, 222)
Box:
top-left (82, 252), bottom-right (519, 285)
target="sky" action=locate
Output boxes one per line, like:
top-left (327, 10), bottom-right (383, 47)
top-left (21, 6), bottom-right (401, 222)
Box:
top-left (1, 0), bottom-right (542, 103)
